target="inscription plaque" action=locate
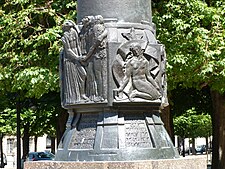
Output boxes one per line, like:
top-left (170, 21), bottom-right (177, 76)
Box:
top-left (69, 114), bottom-right (99, 149)
top-left (124, 114), bottom-right (153, 148)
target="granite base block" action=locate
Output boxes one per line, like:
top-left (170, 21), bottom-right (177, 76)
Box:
top-left (24, 156), bottom-right (207, 169)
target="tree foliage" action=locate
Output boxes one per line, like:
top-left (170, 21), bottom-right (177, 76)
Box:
top-left (0, 0), bottom-right (77, 140)
top-left (153, 0), bottom-right (225, 93)
top-left (174, 107), bottom-right (212, 139)
top-left (1, 0), bottom-right (61, 98)
top-left (152, 1), bottom-right (225, 167)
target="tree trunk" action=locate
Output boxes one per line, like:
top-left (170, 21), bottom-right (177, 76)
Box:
top-left (182, 138), bottom-right (185, 157)
top-left (211, 90), bottom-right (225, 169)
top-left (34, 136), bottom-right (37, 152)
top-left (177, 136), bottom-right (182, 155)
top-left (192, 138), bottom-right (196, 155)
top-left (206, 137), bottom-right (209, 154)
top-left (161, 105), bottom-right (175, 144)
top-left (0, 134), bottom-right (3, 168)
top-left (51, 136), bottom-right (56, 154)
top-left (22, 123), bottom-right (30, 160)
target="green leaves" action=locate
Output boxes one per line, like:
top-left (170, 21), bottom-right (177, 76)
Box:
top-left (13, 67), bottom-right (59, 98)
top-left (153, 0), bottom-right (225, 93)
top-left (0, 109), bottom-right (17, 135)
top-left (0, 0), bottom-right (76, 137)
top-left (0, 0), bottom-right (64, 97)
top-left (174, 107), bottom-right (212, 138)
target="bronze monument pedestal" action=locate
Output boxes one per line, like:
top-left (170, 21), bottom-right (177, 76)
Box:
top-left (61, 0), bottom-right (177, 163)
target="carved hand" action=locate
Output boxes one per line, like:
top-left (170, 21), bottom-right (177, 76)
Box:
top-left (97, 36), bottom-right (103, 42)
top-left (80, 55), bottom-right (87, 61)
top-left (114, 88), bottom-right (123, 93)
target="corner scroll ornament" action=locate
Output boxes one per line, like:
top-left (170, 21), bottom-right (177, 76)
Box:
top-left (112, 28), bottom-right (168, 106)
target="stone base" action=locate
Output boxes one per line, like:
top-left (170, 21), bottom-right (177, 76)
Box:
top-left (24, 156), bottom-right (207, 169)
top-left (56, 110), bottom-right (179, 161)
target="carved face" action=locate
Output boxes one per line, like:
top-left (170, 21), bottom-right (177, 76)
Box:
top-left (82, 17), bottom-right (90, 26)
top-left (95, 15), bottom-right (104, 24)
top-left (130, 44), bottom-right (142, 56)
top-left (62, 21), bottom-right (73, 32)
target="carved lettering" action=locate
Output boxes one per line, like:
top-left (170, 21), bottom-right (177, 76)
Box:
top-left (125, 120), bottom-right (152, 148)
top-left (69, 114), bottom-right (98, 149)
